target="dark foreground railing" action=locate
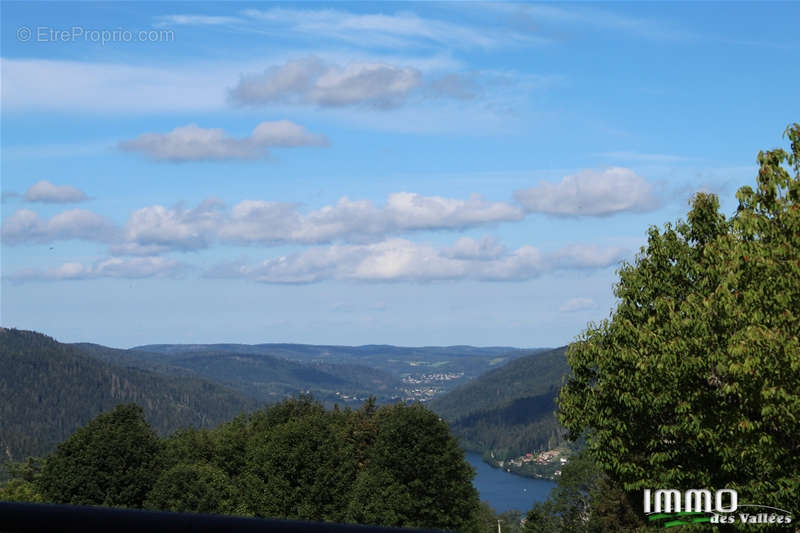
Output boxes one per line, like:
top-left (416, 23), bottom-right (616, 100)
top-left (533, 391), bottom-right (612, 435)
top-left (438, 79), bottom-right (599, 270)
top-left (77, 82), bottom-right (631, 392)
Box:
top-left (0, 502), bottom-right (452, 533)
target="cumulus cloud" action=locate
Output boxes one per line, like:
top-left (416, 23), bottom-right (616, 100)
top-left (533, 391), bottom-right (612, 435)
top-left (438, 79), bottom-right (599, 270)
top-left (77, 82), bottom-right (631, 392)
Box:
top-left (24, 180), bottom-right (88, 203)
top-left (0, 192), bottom-right (521, 252)
top-left (5, 256), bottom-right (187, 282)
top-left (127, 193), bottom-right (522, 251)
top-left (230, 57), bottom-right (424, 109)
top-left (514, 167), bottom-right (658, 216)
top-left (118, 121), bottom-right (327, 162)
top-left (122, 198), bottom-right (224, 252)
top-left (559, 297), bottom-right (597, 313)
top-left (206, 237), bottom-right (627, 284)
top-left (384, 192), bottom-right (523, 230)
top-left (1, 209), bottom-right (118, 244)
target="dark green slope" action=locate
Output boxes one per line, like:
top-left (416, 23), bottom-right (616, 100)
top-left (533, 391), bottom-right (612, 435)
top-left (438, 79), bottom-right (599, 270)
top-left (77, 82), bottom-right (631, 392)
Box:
top-left (0, 328), bottom-right (260, 463)
top-left (428, 346), bottom-right (569, 458)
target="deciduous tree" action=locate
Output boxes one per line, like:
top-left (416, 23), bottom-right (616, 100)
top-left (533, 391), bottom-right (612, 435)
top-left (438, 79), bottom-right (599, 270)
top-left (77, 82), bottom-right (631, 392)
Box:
top-left (558, 124), bottom-right (800, 521)
top-left (37, 403), bottom-right (161, 507)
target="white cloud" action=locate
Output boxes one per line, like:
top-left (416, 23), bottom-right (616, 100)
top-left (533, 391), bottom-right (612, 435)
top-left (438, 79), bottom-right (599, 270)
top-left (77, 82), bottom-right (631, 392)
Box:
top-left (122, 198), bottom-right (223, 251)
top-left (230, 57), bottom-right (424, 109)
top-left (24, 180), bottom-right (88, 203)
top-left (131, 193), bottom-right (522, 251)
top-left (313, 62), bottom-right (422, 108)
top-left (385, 192), bottom-right (523, 229)
top-left (0, 192), bottom-right (521, 251)
top-left (207, 237), bottom-right (627, 284)
top-left (1, 209), bottom-right (118, 244)
top-left (223, 192), bottom-right (523, 245)
top-left (118, 121), bottom-right (327, 162)
top-left (6, 257), bottom-right (187, 282)
top-left (559, 297), bottom-right (597, 313)
top-left (514, 167), bottom-right (658, 216)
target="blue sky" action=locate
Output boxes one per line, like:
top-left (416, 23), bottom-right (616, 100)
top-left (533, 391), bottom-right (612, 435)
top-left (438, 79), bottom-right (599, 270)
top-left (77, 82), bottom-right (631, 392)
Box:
top-left (1, 1), bottom-right (798, 348)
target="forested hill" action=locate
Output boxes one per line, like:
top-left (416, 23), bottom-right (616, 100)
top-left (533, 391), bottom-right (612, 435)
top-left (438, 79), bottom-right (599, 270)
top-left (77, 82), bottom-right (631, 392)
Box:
top-left (0, 328), bottom-right (260, 463)
top-left (428, 346), bottom-right (570, 459)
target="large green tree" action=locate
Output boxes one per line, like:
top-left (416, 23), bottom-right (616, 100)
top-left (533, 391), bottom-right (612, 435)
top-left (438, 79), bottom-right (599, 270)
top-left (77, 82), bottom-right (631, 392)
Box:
top-left (558, 125), bottom-right (800, 522)
top-left (243, 408), bottom-right (354, 522)
top-left (37, 403), bottom-right (162, 507)
top-left (346, 402), bottom-right (482, 532)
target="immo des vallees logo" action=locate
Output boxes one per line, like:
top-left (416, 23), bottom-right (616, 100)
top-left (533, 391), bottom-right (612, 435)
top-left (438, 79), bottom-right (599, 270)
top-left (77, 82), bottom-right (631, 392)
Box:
top-left (643, 488), bottom-right (794, 528)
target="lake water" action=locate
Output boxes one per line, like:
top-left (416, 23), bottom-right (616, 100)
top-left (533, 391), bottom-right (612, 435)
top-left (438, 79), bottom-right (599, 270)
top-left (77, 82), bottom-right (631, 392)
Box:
top-left (466, 452), bottom-right (556, 513)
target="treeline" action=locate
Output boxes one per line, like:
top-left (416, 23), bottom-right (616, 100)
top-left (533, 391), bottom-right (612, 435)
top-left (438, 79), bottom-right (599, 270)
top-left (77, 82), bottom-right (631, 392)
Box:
top-left (0, 328), bottom-right (259, 463)
top-left (1, 397), bottom-right (495, 532)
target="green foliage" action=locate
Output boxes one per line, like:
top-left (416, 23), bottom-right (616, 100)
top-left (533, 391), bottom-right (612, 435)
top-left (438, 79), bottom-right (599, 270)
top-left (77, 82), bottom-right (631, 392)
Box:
top-left (346, 402), bottom-right (482, 532)
top-left (0, 458), bottom-right (45, 503)
top-left (558, 124), bottom-right (800, 522)
top-left (15, 395), bottom-right (483, 529)
top-left (144, 462), bottom-right (239, 515)
top-left (430, 347), bottom-right (569, 459)
top-left (0, 478), bottom-right (44, 503)
top-left (244, 408), bottom-right (354, 521)
top-left (474, 502), bottom-right (525, 533)
top-left (37, 404), bottom-right (162, 507)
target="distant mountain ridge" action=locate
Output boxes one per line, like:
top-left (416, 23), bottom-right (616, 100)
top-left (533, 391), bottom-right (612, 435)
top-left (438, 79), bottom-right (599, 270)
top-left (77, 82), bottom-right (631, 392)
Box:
top-left (133, 342), bottom-right (528, 359)
top-left (126, 342), bottom-right (542, 402)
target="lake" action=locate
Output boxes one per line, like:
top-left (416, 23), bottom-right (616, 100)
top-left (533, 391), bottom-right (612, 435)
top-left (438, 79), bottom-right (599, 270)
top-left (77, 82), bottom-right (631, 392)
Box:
top-left (466, 452), bottom-right (556, 513)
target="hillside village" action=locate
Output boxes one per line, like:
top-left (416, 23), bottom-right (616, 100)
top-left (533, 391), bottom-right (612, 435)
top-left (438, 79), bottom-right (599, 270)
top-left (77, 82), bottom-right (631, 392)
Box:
top-left (491, 447), bottom-right (571, 480)
top-left (401, 372), bottom-right (464, 401)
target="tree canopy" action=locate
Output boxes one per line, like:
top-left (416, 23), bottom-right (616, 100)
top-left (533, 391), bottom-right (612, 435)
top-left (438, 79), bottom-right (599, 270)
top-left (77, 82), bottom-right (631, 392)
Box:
top-left (4, 396), bottom-right (484, 531)
top-left (557, 124), bottom-right (800, 521)
top-left (38, 403), bottom-right (162, 507)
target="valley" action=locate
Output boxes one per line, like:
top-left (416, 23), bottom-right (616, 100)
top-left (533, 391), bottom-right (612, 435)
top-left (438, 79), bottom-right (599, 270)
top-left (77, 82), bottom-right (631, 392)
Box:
top-left (1, 328), bottom-right (564, 470)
